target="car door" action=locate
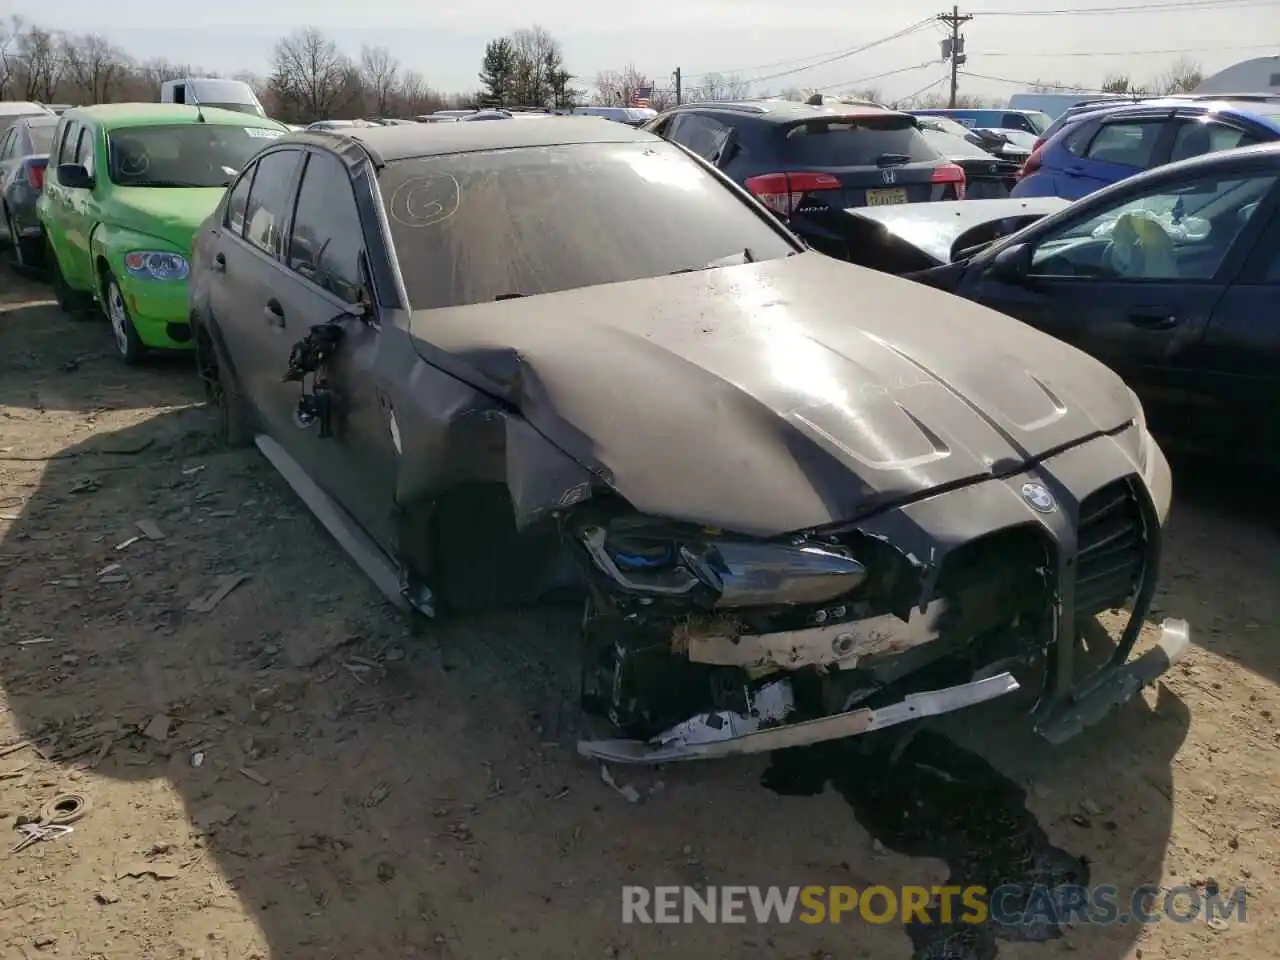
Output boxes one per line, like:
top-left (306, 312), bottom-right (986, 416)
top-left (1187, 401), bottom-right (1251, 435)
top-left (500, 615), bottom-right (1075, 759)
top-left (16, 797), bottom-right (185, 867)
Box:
top-left (1059, 115), bottom-right (1174, 200)
top-left (0, 128), bottom-right (16, 228)
top-left (204, 147), bottom-right (305, 431)
top-left (273, 147), bottom-right (399, 547)
top-left (1186, 193), bottom-right (1280, 459)
top-left (959, 168), bottom-right (1280, 437)
top-left (61, 122), bottom-right (99, 289)
top-left (43, 118), bottom-right (79, 271)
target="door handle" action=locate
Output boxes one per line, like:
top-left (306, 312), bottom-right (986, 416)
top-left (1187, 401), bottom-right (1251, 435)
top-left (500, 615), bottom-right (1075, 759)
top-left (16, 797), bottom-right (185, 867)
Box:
top-left (212, 252), bottom-right (226, 272)
top-left (264, 299), bottom-right (285, 328)
top-left (1127, 311), bottom-right (1178, 330)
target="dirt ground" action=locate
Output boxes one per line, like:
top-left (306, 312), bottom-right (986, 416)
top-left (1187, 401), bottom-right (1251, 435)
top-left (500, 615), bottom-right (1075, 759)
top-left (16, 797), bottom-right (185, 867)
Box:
top-left (1, 261), bottom-right (1278, 960)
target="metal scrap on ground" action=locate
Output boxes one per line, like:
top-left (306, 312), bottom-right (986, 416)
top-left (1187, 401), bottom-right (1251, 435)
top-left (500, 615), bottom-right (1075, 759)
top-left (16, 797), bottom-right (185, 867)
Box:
top-left (187, 573), bottom-right (250, 613)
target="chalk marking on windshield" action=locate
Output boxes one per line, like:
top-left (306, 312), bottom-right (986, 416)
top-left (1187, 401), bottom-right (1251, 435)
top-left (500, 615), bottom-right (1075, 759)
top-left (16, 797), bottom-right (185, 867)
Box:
top-left (389, 173), bottom-right (462, 228)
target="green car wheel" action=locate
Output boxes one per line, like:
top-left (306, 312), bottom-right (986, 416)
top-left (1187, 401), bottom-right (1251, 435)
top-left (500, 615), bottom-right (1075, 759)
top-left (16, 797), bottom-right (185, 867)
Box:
top-left (103, 275), bottom-right (146, 365)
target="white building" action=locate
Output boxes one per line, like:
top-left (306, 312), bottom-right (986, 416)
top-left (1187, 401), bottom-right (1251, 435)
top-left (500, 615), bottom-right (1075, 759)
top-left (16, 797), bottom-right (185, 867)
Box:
top-left (1194, 56), bottom-right (1280, 95)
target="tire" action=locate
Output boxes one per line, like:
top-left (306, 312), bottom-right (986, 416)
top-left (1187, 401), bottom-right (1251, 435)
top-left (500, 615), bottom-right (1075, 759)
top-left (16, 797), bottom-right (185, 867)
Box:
top-left (102, 274), bottom-right (147, 365)
top-left (4, 209), bottom-right (28, 271)
top-left (47, 237), bottom-right (92, 316)
top-left (193, 316), bottom-right (254, 447)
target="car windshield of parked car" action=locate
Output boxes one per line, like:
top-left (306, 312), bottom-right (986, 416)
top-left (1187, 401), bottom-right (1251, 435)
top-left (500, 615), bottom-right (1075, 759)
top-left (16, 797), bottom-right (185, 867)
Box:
top-left (107, 124), bottom-right (283, 187)
top-left (1029, 173), bottom-right (1277, 281)
top-left (782, 116), bottom-right (938, 166)
top-left (918, 115), bottom-right (974, 140)
top-left (380, 141), bottom-right (797, 310)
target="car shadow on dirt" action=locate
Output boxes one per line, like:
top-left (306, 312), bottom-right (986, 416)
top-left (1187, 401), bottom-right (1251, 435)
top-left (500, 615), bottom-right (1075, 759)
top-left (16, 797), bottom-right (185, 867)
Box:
top-left (0, 400), bottom-right (1192, 960)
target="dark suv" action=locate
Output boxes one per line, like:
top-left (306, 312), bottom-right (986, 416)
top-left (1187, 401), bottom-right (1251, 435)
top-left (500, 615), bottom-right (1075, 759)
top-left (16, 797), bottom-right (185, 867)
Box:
top-left (643, 100), bottom-right (965, 260)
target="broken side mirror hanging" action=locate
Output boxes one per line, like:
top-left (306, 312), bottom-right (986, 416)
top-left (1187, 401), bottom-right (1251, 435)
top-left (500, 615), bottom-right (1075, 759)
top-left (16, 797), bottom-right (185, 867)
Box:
top-left (283, 321), bottom-right (345, 438)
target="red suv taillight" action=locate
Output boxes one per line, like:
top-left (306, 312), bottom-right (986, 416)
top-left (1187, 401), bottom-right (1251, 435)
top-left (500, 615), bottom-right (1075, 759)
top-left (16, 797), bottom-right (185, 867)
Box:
top-left (744, 171), bottom-right (841, 217)
top-left (1017, 145), bottom-right (1044, 181)
top-left (931, 161), bottom-right (966, 200)
top-left (27, 162), bottom-right (45, 191)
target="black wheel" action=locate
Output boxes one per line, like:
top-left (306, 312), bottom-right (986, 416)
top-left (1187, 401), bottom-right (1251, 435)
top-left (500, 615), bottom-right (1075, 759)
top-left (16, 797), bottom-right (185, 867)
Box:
top-left (46, 237), bottom-right (92, 315)
top-left (193, 316), bottom-right (254, 447)
top-left (103, 274), bottom-right (146, 365)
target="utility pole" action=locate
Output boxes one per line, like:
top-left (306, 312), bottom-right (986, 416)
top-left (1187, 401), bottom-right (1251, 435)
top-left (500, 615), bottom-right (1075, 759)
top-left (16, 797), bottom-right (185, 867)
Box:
top-left (937, 6), bottom-right (972, 108)
top-left (673, 67), bottom-right (682, 105)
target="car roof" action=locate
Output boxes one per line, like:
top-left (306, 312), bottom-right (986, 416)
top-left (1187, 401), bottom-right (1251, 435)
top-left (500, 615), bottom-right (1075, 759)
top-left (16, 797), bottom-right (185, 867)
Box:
top-left (288, 115), bottom-right (655, 162)
top-left (0, 101), bottom-right (53, 116)
top-left (671, 99), bottom-right (908, 122)
top-left (61, 102), bottom-right (285, 131)
top-left (1059, 97), bottom-right (1280, 130)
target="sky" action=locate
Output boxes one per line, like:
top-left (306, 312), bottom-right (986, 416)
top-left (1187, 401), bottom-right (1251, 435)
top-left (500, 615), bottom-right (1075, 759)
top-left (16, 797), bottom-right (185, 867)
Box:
top-left (7, 0), bottom-right (1278, 102)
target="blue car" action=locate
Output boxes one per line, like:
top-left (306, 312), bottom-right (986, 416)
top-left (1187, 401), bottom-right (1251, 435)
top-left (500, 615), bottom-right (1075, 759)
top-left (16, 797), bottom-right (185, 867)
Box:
top-left (1012, 96), bottom-right (1280, 201)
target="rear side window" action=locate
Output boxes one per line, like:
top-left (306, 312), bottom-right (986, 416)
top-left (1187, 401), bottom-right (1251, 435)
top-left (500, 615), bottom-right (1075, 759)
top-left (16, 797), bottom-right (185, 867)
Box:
top-left (668, 114), bottom-right (732, 162)
top-left (380, 141), bottom-right (796, 311)
top-left (1062, 119), bottom-right (1098, 157)
top-left (243, 149), bottom-right (302, 259)
top-left (29, 124), bottom-right (55, 154)
top-left (781, 116), bottom-right (938, 167)
top-left (1085, 120), bottom-right (1164, 168)
top-left (1169, 119), bottom-right (1260, 163)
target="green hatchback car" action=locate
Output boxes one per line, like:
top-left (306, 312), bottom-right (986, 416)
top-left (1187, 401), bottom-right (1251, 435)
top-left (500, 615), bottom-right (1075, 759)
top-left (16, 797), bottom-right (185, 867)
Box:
top-left (38, 103), bottom-right (288, 363)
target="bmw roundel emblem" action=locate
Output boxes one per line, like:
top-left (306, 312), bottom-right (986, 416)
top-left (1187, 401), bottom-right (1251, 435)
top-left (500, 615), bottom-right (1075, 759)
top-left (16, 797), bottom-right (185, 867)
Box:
top-left (1021, 482), bottom-right (1057, 514)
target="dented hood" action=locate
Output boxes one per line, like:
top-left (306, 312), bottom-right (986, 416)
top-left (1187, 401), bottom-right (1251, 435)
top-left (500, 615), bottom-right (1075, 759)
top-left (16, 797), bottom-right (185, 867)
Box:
top-left (409, 252), bottom-right (1136, 536)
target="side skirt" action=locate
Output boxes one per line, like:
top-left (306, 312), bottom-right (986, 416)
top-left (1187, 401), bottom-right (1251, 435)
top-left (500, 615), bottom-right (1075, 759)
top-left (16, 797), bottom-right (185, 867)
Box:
top-left (255, 433), bottom-right (412, 614)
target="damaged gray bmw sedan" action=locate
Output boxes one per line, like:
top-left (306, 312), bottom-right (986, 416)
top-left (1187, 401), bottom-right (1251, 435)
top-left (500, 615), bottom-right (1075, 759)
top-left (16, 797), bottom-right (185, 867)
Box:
top-left (188, 119), bottom-right (1189, 764)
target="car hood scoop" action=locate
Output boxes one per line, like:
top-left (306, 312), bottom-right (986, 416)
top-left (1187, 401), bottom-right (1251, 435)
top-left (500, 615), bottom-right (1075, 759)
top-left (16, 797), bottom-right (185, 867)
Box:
top-left (409, 252), bottom-right (1135, 536)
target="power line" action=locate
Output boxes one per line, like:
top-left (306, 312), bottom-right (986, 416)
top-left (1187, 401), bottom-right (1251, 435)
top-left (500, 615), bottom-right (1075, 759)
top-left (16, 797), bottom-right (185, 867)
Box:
top-left (815, 61), bottom-right (941, 92)
top-left (958, 69), bottom-right (1111, 92)
top-left (896, 75), bottom-right (951, 104)
top-left (970, 0), bottom-right (1269, 15)
top-left (982, 42), bottom-right (1280, 56)
top-left (685, 16), bottom-right (936, 85)
top-left (739, 18), bottom-right (937, 86)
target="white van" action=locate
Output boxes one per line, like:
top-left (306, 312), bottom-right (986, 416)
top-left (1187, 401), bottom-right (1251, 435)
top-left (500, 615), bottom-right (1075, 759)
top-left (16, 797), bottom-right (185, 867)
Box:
top-left (160, 78), bottom-right (266, 118)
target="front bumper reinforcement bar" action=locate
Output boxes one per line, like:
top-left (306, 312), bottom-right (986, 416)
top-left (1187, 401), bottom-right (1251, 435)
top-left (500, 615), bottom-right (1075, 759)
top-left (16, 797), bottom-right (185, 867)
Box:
top-left (578, 672), bottom-right (1021, 765)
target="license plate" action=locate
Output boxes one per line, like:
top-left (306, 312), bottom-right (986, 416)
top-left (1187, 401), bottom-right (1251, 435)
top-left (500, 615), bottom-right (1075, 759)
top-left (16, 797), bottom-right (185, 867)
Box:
top-left (866, 188), bottom-right (908, 206)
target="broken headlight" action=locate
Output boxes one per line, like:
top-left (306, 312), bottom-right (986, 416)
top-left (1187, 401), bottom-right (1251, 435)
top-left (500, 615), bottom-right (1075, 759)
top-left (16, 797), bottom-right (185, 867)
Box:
top-left (579, 524), bottom-right (867, 607)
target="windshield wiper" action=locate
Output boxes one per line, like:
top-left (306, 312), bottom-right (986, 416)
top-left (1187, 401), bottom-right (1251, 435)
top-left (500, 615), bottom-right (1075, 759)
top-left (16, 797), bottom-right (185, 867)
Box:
top-left (669, 248), bottom-right (756, 275)
top-left (875, 153), bottom-right (913, 167)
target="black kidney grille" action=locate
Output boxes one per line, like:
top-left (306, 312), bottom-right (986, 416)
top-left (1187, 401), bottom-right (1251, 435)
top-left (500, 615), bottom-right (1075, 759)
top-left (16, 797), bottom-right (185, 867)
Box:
top-left (1075, 479), bottom-right (1146, 616)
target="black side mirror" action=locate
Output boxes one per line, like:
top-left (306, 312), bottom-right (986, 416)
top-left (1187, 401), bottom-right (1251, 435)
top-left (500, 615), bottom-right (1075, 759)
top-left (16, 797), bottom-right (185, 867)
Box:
top-left (989, 242), bottom-right (1033, 284)
top-left (57, 163), bottom-right (94, 189)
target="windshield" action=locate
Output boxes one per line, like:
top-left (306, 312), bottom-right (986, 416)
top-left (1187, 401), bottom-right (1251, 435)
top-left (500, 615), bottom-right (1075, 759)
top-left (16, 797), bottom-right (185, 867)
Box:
top-left (782, 115), bottom-right (938, 166)
top-left (919, 115), bottom-right (974, 139)
top-left (1023, 112), bottom-right (1051, 135)
top-left (921, 128), bottom-right (991, 160)
top-left (204, 102), bottom-right (267, 118)
top-left (380, 141), bottom-right (797, 310)
top-left (107, 123), bottom-right (283, 187)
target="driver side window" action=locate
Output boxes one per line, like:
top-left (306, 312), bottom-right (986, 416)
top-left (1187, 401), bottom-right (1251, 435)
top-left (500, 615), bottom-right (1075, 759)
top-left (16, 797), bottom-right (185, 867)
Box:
top-left (1029, 173), bottom-right (1278, 282)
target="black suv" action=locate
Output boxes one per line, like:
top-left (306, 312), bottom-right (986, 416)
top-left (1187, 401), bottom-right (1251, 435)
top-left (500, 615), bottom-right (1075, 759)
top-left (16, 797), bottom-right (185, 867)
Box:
top-left (643, 100), bottom-right (965, 259)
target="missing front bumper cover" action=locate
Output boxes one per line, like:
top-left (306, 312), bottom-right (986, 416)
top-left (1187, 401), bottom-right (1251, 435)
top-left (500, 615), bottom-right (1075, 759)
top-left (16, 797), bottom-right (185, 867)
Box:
top-left (577, 618), bottom-right (1191, 765)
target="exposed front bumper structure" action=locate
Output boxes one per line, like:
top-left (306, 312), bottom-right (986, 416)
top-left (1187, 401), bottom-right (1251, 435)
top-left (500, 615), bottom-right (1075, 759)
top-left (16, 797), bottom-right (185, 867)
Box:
top-left (577, 428), bottom-right (1188, 765)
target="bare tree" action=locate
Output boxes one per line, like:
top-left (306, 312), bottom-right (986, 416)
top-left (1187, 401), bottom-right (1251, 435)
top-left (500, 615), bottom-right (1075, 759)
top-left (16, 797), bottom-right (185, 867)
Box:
top-left (0, 17), bottom-right (21, 99)
top-left (509, 24), bottom-right (559, 106)
top-left (1157, 56), bottom-right (1203, 94)
top-left (14, 23), bottom-right (65, 102)
top-left (594, 64), bottom-right (650, 107)
top-left (685, 71), bottom-right (751, 103)
top-left (648, 87), bottom-right (674, 111)
top-left (360, 44), bottom-right (399, 115)
top-left (134, 58), bottom-right (207, 98)
top-left (61, 33), bottom-right (132, 103)
top-left (397, 69), bottom-right (440, 115)
top-left (268, 27), bottom-right (354, 122)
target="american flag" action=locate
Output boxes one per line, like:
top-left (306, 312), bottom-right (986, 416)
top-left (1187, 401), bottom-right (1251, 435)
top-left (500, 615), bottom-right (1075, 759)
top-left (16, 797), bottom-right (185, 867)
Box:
top-left (631, 85), bottom-right (652, 108)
